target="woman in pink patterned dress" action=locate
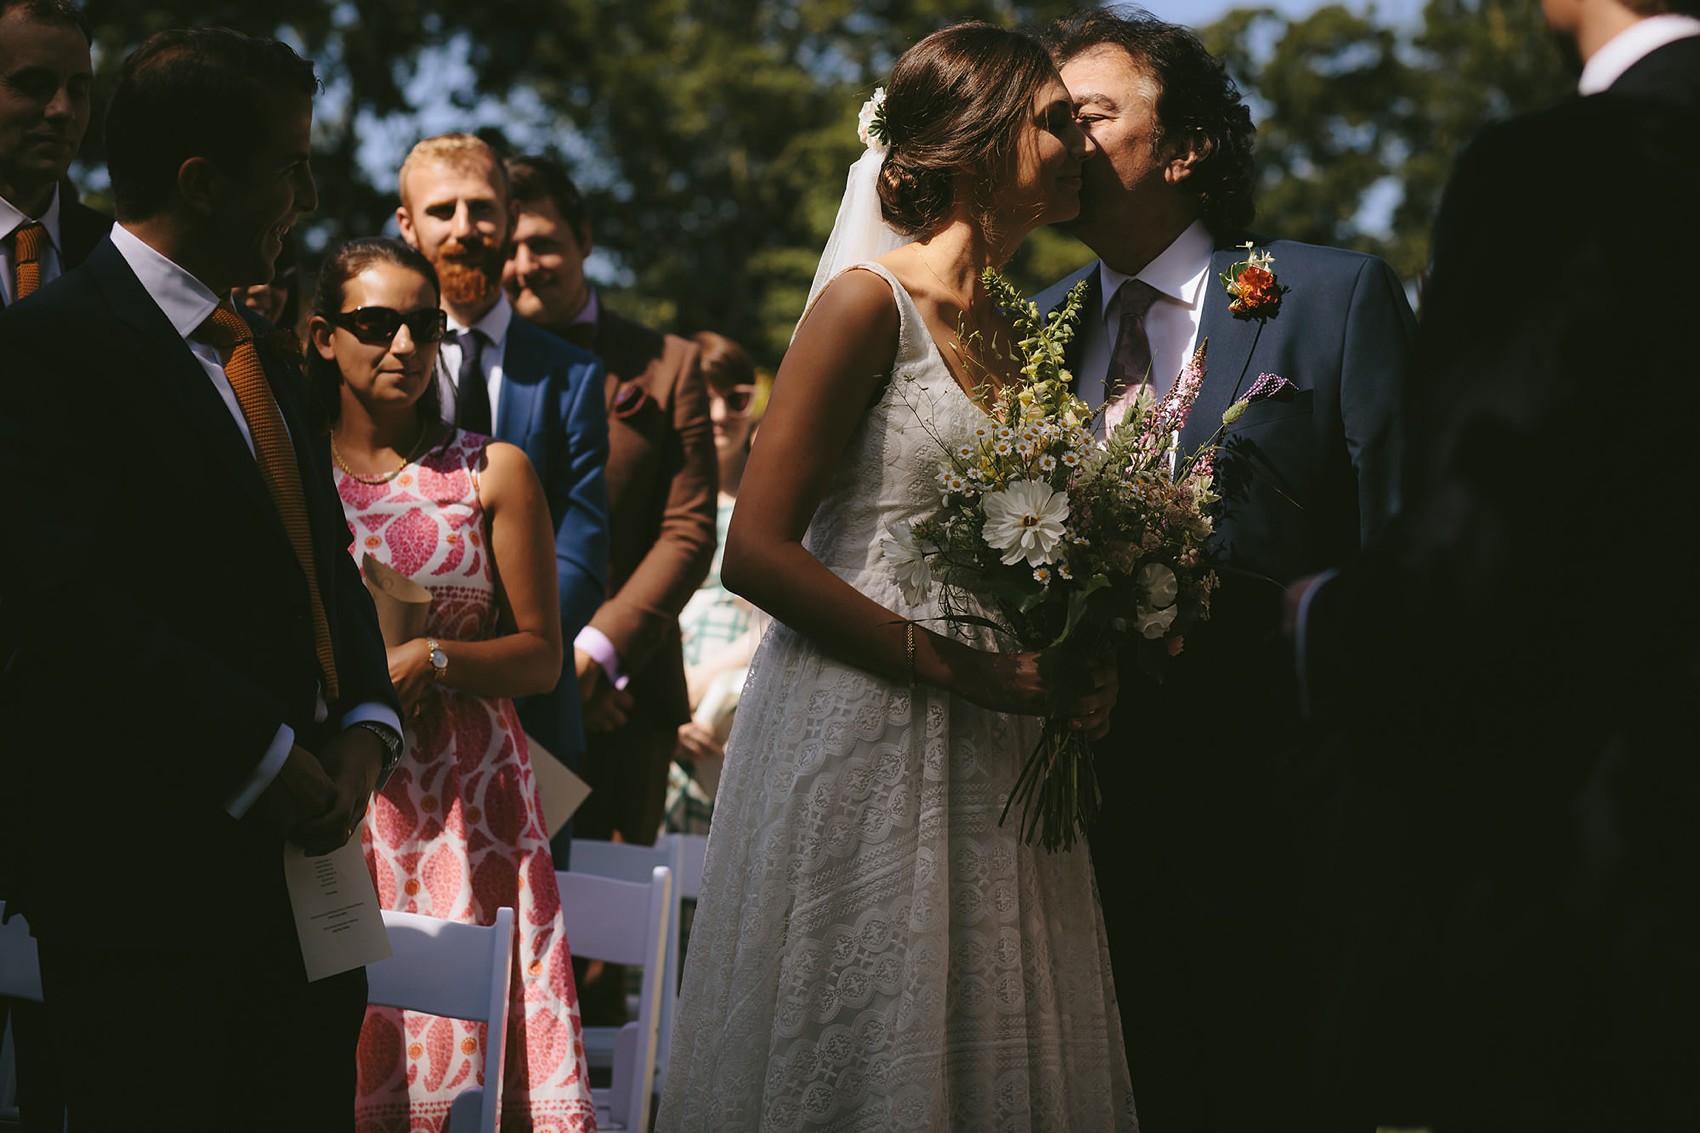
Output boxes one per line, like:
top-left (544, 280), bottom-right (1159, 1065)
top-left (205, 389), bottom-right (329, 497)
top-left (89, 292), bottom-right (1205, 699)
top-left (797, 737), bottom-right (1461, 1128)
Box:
top-left (306, 237), bottom-right (596, 1133)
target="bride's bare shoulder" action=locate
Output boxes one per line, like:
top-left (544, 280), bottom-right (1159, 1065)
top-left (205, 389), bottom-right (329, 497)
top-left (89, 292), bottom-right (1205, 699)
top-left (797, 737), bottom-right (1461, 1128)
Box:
top-left (797, 265), bottom-right (899, 344)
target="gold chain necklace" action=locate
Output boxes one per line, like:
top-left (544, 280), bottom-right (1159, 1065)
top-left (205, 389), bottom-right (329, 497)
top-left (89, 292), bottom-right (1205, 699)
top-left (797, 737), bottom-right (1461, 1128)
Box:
top-left (331, 417), bottom-right (431, 486)
top-left (914, 249), bottom-right (1005, 404)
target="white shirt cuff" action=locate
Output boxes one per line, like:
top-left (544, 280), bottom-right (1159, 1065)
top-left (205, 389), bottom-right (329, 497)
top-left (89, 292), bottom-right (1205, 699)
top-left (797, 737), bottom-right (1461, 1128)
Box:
top-left (574, 626), bottom-right (629, 690)
top-left (341, 701), bottom-right (403, 736)
top-left (1294, 567), bottom-right (1340, 719)
top-left (224, 724), bottom-right (295, 818)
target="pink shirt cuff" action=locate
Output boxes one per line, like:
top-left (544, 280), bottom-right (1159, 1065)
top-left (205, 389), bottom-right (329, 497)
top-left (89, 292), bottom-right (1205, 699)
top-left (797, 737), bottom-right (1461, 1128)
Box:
top-left (574, 626), bottom-right (629, 690)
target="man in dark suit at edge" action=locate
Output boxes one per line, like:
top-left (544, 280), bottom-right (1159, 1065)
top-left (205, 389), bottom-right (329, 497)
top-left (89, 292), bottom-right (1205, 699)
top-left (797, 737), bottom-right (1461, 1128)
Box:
top-left (1291, 0), bottom-right (1699, 1126)
top-left (1033, 10), bottom-right (1414, 1129)
top-left (0, 27), bottom-right (402, 1129)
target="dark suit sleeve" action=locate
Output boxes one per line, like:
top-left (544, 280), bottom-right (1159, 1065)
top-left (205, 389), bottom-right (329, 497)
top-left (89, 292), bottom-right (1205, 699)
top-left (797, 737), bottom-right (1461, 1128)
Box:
top-left (588, 340), bottom-right (717, 674)
top-left (554, 354), bottom-right (611, 640)
top-left (1337, 254), bottom-right (1414, 546)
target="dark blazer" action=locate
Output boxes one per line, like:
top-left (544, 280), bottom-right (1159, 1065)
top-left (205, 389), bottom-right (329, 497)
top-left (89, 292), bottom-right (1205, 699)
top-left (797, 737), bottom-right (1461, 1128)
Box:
top-left (1611, 30), bottom-right (1700, 105)
top-left (495, 316), bottom-right (611, 762)
top-left (1036, 237), bottom-right (1413, 1131)
top-left (0, 239), bottom-right (397, 951)
top-left (1297, 87), bottom-right (1700, 1132)
top-left (0, 197), bottom-right (110, 310)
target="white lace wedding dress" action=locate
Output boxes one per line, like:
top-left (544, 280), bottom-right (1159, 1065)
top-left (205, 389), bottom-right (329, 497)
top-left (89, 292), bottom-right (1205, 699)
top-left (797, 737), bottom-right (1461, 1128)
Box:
top-left (655, 263), bottom-right (1137, 1132)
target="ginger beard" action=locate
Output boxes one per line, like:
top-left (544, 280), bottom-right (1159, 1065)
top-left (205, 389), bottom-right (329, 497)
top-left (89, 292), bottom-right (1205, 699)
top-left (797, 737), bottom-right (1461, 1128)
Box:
top-left (431, 237), bottom-right (504, 311)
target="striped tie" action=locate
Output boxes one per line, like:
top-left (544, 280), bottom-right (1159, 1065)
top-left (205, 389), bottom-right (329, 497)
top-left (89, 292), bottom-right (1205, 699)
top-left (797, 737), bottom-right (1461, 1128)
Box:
top-left (11, 222), bottom-right (45, 300)
top-left (198, 301), bottom-right (340, 699)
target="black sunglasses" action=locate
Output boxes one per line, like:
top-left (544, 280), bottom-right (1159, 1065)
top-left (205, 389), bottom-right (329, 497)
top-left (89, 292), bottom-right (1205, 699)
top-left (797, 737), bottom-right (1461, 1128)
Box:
top-left (712, 384), bottom-right (757, 416)
top-left (328, 306), bottom-right (447, 346)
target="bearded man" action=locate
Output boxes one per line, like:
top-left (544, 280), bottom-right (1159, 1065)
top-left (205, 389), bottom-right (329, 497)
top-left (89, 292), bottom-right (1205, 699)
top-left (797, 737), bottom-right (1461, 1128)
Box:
top-left (395, 134), bottom-right (610, 778)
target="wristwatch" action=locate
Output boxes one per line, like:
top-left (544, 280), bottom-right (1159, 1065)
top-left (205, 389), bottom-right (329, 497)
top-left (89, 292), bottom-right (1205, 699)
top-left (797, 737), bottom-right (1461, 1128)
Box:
top-left (352, 720), bottom-right (404, 781)
top-left (427, 638), bottom-right (448, 682)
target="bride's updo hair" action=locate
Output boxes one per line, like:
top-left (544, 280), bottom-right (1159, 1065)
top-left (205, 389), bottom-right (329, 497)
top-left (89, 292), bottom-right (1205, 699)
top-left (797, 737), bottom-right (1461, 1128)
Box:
top-left (876, 22), bottom-right (1058, 239)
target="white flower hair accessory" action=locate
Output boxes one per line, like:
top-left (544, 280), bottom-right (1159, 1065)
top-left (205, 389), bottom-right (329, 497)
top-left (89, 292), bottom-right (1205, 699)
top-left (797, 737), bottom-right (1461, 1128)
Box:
top-left (857, 87), bottom-right (888, 152)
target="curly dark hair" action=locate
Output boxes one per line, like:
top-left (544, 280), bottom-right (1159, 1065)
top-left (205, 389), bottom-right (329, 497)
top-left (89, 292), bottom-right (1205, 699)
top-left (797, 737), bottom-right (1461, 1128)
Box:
top-left (305, 237), bottom-right (443, 434)
top-left (1048, 8), bottom-right (1257, 240)
top-left (876, 21), bottom-right (1060, 241)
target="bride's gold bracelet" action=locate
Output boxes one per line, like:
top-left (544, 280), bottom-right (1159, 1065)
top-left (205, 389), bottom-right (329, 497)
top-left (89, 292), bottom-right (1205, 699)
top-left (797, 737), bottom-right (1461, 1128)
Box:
top-left (905, 622), bottom-right (916, 691)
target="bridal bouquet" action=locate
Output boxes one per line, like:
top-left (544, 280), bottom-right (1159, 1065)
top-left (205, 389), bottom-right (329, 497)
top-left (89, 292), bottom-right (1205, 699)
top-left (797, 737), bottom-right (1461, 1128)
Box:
top-left (882, 271), bottom-right (1261, 851)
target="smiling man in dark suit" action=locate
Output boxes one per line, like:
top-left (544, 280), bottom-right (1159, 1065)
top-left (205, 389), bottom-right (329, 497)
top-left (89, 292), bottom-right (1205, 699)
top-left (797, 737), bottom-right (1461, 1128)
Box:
top-left (0, 0), bottom-right (108, 309)
top-left (0, 27), bottom-right (401, 1130)
top-left (1033, 9), bottom-right (1414, 1129)
top-left (395, 133), bottom-right (610, 781)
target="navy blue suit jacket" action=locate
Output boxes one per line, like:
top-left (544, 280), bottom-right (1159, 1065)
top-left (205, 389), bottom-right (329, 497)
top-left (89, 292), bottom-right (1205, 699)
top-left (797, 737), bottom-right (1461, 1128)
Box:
top-left (0, 238), bottom-right (398, 949)
top-left (495, 317), bottom-right (610, 762)
top-left (1037, 237), bottom-right (1413, 906)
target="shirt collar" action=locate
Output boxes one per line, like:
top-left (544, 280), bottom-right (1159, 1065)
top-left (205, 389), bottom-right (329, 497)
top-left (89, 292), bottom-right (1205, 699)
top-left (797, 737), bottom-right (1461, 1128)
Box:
top-left (108, 222), bottom-right (221, 341)
top-left (446, 292), bottom-right (514, 348)
top-left (1095, 218), bottom-right (1214, 320)
top-left (572, 288), bottom-right (600, 331)
top-left (1, 184), bottom-right (64, 251)
top-left (1579, 14), bottom-right (1700, 94)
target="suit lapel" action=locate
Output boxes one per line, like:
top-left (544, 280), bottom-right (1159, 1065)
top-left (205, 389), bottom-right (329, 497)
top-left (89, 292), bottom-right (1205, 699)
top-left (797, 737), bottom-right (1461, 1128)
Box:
top-left (1038, 262), bottom-right (1099, 395)
top-left (496, 320), bottom-right (543, 444)
top-left (1180, 247), bottom-right (1265, 455)
top-left (88, 243), bottom-right (285, 532)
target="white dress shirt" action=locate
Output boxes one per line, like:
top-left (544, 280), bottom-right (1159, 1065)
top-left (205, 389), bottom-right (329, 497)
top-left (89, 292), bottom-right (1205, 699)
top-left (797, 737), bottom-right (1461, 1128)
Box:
top-left (439, 294), bottom-right (515, 432)
top-left (1, 186), bottom-right (67, 306)
top-left (1578, 14), bottom-right (1700, 94)
top-left (1078, 219), bottom-right (1215, 434)
top-left (109, 224), bottom-right (400, 815)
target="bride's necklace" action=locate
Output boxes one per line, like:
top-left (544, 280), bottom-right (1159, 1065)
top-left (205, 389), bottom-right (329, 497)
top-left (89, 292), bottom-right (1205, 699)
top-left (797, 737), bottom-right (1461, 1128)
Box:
top-left (332, 417), bottom-right (431, 485)
top-left (915, 250), bottom-right (1005, 403)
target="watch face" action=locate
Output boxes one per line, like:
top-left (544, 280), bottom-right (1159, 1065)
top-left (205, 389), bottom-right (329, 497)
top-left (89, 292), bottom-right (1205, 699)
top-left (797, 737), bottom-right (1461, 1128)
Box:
top-left (430, 647), bottom-right (447, 671)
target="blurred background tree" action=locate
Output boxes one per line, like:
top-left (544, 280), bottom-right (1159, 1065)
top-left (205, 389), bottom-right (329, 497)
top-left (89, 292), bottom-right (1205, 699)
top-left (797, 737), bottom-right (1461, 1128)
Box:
top-left (73, 0), bottom-right (1572, 368)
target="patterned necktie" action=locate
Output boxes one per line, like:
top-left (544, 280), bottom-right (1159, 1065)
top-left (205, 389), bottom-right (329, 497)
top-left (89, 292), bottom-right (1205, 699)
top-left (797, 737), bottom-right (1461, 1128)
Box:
top-left (10, 222), bottom-right (45, 301)
top-left (1106, 278), bottom-right (1162, 404)
top-left (197, 301), bottom-right (340, 700)
top-left (450, 328), bottom-right (492, 434)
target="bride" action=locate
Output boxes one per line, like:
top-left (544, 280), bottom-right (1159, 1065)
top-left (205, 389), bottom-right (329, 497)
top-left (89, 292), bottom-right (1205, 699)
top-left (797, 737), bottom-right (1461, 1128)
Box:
top-left (656, 21), bottom-right (1137, 1131)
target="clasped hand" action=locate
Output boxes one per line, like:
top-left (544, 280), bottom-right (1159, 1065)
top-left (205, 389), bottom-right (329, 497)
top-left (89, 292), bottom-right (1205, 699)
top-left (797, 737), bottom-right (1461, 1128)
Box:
top-left (250, 729), bottom-right (385, 856)
top-left (971, 649), bottom-right (1119, 741)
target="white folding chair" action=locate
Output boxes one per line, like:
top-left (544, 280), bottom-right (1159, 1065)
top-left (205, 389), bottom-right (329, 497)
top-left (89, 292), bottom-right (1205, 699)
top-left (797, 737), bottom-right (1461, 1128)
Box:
top-left (366, 907), bottom-right (514, 1133)
top-left (556, 866), bottom-right (670, 1133)
top-left (664, 832), bottom-right (708, 903)
top-left (568, 837), bottom-right (686, 1091)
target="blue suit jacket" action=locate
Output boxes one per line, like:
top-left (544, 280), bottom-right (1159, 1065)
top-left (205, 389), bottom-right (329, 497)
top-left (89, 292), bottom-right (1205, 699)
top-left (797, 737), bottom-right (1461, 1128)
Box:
top-left (1036, 236), bottom-right (1413, 909)
top-left (496, 317), bottom-right (610, 762)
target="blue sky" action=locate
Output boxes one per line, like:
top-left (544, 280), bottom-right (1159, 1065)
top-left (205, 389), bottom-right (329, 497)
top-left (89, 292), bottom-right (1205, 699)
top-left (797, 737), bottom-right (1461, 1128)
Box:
top-left (1141, 0), bottom-right (1425, 29)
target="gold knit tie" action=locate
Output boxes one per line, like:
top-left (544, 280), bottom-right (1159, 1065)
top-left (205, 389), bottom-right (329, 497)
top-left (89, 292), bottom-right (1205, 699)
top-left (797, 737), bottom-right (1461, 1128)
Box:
top-left (11, 222), bottom-right (45, 300)
top-left (198, 301), bottom-right (340, 699)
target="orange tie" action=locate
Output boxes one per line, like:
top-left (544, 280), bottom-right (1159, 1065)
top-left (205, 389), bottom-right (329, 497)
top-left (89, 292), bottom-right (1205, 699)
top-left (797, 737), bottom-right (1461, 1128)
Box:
top-left (11, 222), bottom-right (45, 300)
top-left (197, 301), bottom-right (340, 700)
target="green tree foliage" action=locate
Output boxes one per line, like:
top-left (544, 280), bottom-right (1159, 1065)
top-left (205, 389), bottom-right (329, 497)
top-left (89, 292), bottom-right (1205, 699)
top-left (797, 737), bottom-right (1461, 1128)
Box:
top-left (76, 0), bottom-right (1079, 366)
top-left (1203, 1), bottom-right (1572, 286)
top-left (71, 0), bottom-right (1571, 363)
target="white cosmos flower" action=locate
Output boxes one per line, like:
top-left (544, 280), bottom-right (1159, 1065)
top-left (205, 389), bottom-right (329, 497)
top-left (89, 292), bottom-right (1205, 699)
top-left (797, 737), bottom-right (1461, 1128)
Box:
top-left (981, 478), bottom-right (1070, 567)
top-left (1135, 562), bottom-right (1178, 608)
top-left (881, 520), bottom-right (933, 605)
top-left (1135, 604), bottom-right (1178, 639)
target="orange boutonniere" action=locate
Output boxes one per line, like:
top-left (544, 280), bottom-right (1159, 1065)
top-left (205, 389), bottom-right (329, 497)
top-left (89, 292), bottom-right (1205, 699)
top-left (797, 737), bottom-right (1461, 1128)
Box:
top-left (1220, 242), bottom-right (1288, 321)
